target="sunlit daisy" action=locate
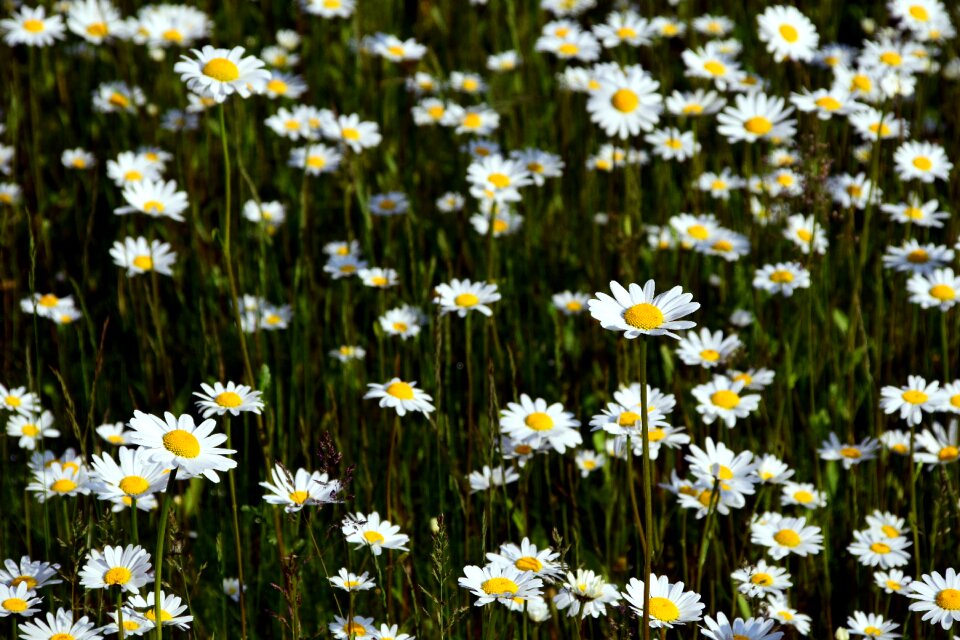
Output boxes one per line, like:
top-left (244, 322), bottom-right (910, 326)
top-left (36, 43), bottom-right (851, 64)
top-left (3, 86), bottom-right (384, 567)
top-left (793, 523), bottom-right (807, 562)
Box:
top-left (717, 92), bottom-right (797, 144)
top-left (692, 376), bottom-right (762, 428)
top-left (751, 514), bottom-right (824, 559)
top-left (342, 512), bottom-right (410, 556)
top-left (875, 569), bottom-right (913, 594)
top-left (260, 464), bottom-right (341, 512)
top-left (907, 268), bottom-right (959, 311)
top-left (0, 557), bottom-right (62, 590)
top-left (622, 574), bottom-right (704, 629)
top-left (127, 411), bottom-right (236, 483)
top-left (914, 420), bottom-right (960, 465)
top-left (677, 328), bottom-right (741, 368)
top-left (6, 411), bottom-right (58, 450)
top-left (781, 482), bottom-right (828, 509)
top-left (894, 140), bottom-right (953, 183)
top-left (553, 569), bottom-right (621, 618)
top-left (486, 538), bottom-right (565, 582)
top-left (364, 378), bottom-right (435, 416)
top-left (732, 560), bottom-right (792, 598)
top-left (17, 608), bottom-right (101, 640)
top-left (79, 545), bottom-right (152, 593)
top-left (588, 279), bottom-right (699, 340)
top-left (89, 446), bottom-right (168, 506)
top-left (753, 262), bottom-right (811, 297)
top-left (128, 590), bottom-right (193, 630)
top-left (110, 237), bottom-right (177, 277)
top-left (174, 46), bottom-right (270, 103)
top-left (757, 5), bottom-right (819, 62)
top-left (434, 279), bottom-right (501, 317)
top-left (587, 66), bottom-right (662, 139)
top-left (906, 568), bottom-right (960, 629)
top-left (329, 568), bottom-right (375, 592)
top-left (880, 377), bottom-right (941, 425)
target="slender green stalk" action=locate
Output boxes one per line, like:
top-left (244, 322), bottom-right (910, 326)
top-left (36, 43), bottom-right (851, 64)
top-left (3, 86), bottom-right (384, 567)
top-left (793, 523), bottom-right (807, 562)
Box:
top-left (117, 588), bottom-right (126, 640)
top-left (224, 416), bottom-right (248, 639)
top-left (154, 467), bottom-right (178, 640)
top-left (639, 338), bottom-right (652, 640)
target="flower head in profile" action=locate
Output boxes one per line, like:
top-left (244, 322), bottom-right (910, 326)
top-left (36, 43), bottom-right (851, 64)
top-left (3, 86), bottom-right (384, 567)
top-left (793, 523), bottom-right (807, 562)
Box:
top-left (364, 378), bottom-right (435, 417)
top-left (193, 381), bottom-right (264, 418)
top-left (434, 279), bottom-right (501, 317)
top-left (588, 280), bottom-right (699, 339)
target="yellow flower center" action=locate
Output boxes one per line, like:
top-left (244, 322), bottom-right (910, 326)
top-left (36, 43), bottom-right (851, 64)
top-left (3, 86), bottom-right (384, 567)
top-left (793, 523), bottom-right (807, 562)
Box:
top-left (123, 620), bottom-right (141, 631)
top-left (904, 207), bottom-right (925, 220)
top-left (565, 301), bottom-right (582, 312)
top-left (880, 51), bottom-right (902, 66)
top-left (461, 113), bottom-right (483, 129)
top-left (385, 382), bottom-right (415, 400)
top-left (132, 255), bottom-right (153, 271)
top-left (863, 627), bottom-right (883, 637)
top-left (267, 79), bottom-right (288, 94)
top-left (162, 28), bottom-right (183, 43)
top-left (21, 424), bottom-right (39, 437)
top-left (700, 349), bottom-right (721, 362)
top-left (71, 157), bottom-right (87, 169)
top-left (119, 475), bottom-right (150, 496)
top-left (515, 556), bottom-right (543, 572)
top-left (582, 459), bottom-right (597, 469)
top-left (881, 525), bottom-right (900, 537)
top-left (912, 156), bottom-right (933, 171)
top-left (203, 57), bottom-right (241, 82)
top-left (704, 60), bottom-right (726, 76)
top-left (770, 270), bottom-right (794, 284)
top-left (744, 116), bottom-right (773, 135)
top-left (370, 276), bottom-right (389, 287)
top-left (664, 138), bottom-right (683, 150)
top-left (935, 588), bottom-right (960, 610)
top-left (487, 173), bottom-right (511, 188)
top-left (10, 576), bottom-right (37, 589)
top-left (751, 572), bottom-right (774, 586)
top-left (289, 490), bottom-right (310, 504)
top-left (51, 479), bottom-right (78, 493)
top-left (23, 19), bottom-right (45, 32)
top-left (648, 428), bottom-right (666, 442)
top-left (870, 542), bottom-right (891, 554)
top-left (869, 122), bottom-right (891, 137)
top-left (887, 580), bottom-right (902, 591)
top-left (711, 390), bottom-right (741, 409)
top-left (514, 444), bottom-right (533, 455)
top-left (716, 465), bottom-right (734, 480)
top-left (124, 170), bottom-right (143, 182)
top-left (902, 390), bottom-right (929, 404)
top-left (688, 224), bottom-right (709, 240)
top-left (481, 577), bottom-right (519, 595)
top-left (216, 391), bottom-right (243, 408)
top-left (307, 156), bottom-right (327, 169)
top-left (324, 0), bottom-right (342, 6)
top-left (2, 597), bottom-right (28, 612)
top-left (611, 89), bottom-right (640, 113)
top-left (525, 412), bottom-right (555, 431)
top-left (840, 447), bottom-right (862, 459)
top-left (339, 265), bottom-right (357, 274)
top-left (892, 443), bottom-right (908, 454)
top-left (462, 78), bottom-right (479, 92)
top-left (616, 26), bottom-right (637, 39)
top-left (342, 580), bottom-right (359, 588)
top-left (907, 248), bottom-right (929, 263)
top-left (86, 22), bottom-right (108, 38)
top-left (39, 294), bottom-right (60, 307)
top-left (623, 303), bottom-right (664, 330)
top-left (909, 5), bottom-right (929, 21)
top-left (939, 445), bottom-right (959, 461)
top-left (50, 635), bottom-right (76, 640)
top-left (774, 529), bottom-right (801, 547)
top-left (104, 567), bottom-right (132, 585)
top-left (363, 530), bottom-right (385, 544)
top-left (683, 104), bottom-right (704, 115)
top-left (342, 128), bottom-right (360, 141)
top-left (618, 411), bottom-right (640, 427)
top-left (145, 609), bottom-right (172, 622)
top-left (794, 490), bottom-right (814, 503)
top-left (391, 322), bottom-right (408, 333)
top-left (662, 23), bottom-right (679, 36)
top-left (930, 284), bottom-right (955, 301)
top-left (813, 96), bottom-right (842, 112)
top-left (455, 293), bottom-right (480, 308)
top-left (779, 24), bottom-right (799, 42)
top-left (162, 429), bottom-right (201, 458)
top-left (648, 596), bottom-right (680, 622)
top-left (109, 93), bottom-right (130, 108)
top-left (558, 43), bottom-right (579, 56)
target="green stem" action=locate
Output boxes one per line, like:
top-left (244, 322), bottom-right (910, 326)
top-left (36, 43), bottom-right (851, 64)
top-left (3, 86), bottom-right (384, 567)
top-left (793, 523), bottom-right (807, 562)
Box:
top-left (131, 498), bottom-right (138, 545)
top-left (117, 588), bottom-right (126, 640)
top-left (639, 339), bottom-right (652, 640)
top-left (224, 417), bottom-right (248, 639)
top-left (154, 467), bottom-right (178, 640)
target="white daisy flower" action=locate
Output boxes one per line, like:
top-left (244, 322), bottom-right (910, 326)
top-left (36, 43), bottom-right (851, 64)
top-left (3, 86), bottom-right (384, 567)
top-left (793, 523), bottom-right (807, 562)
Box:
top-left (329, 568), bottom-right (375, 592)
top-left (174, 45), bottom-right (270, 103)
top-left (459, 564), bottom-right (543, 607)
top-left (751, 515), bottom-right (824, 559)
top-left (79, 545), bottom-right (152, 593)
top-left (553, 569), bottom-right (621, 618)
top-left (818, 432), bottom-right (880, 468)
top-left (434, 279), bottom-right (501, 317)
top-left (342, 512), bottom-right (410, 556)
top-left (109, 237), bottom-right (177, 277)
top-left (127, 411), bottom-right (237, 483)
top-left (17, 608), bottom-right (101, 640)
top-left (753, 262), bottom-right (811, 297)
top-left (499, 394), bottom-right (582, 453)
top-left (364, 378), bottom-right (435, 417)
top-left (906, 568), bottom-right (960, 629)
top-left (894, 140), bottom-right (953, 183)
top-left (907, 268), bottom-right (959, 311)
top-left (731, 560), bottom-right (792, 598)
top-left (587, 280), bottom-right (699, 340)
top-left (692, 376), bottom-right (762, 428)
top-left (757, 5), bottom-right (819, 62)
top-left (880, 376), bottom-right (941, 425)
top-left (193, 381), bottom-right (264, 418)
top-left (260, 464), bottom-right (341, 512)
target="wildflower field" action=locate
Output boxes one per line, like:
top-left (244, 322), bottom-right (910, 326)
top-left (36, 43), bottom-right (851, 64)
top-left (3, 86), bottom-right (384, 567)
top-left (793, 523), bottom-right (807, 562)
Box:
top-left (3, 0), bottom-right (960, 638)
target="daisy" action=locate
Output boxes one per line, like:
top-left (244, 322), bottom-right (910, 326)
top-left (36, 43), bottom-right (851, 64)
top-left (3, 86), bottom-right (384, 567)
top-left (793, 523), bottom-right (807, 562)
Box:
top-left (848, 531), bottom-right (911, 569)
top-left (101, 608), bottom-right (153, 637)
top-left (846, 611), bottom-right (901, 639)
top-left (266, 107), bottom-right (312, 140)
top-left (289, 144), bottom-right (342, 175)
top-left (509, 148), bottom-right (564, 186)
top-left (882, 195), bottom-right (949, 227)
top-left (466, 155), bottom-right (532, 203)
top-left (665, 89), bottom-right (726, 116)
top-left (329, 568), bottom-right (375, 592)
top-left (443, 104), bottom-right (501, 136)
top-left (937, 382), bottom-right (960, 414)
top-left (682, 44), bottom-right (744, 90)
top-left (468, 465), bottom-right (520, 493)
top-left (731, 560), bottom-right (792, 598)
top-left (880, 377), bottom-right (941, 425)
top-left (26, 462), bottom-right (92, 502)
top-left (694, 14), bottom-right (735, 37)
top-left (174, 46), bottom-right (270, 103)
top-left (342, 512), bottom-right (410, 556)
top-left (469, 210), bottom-right (523, 237)
top-left (717, 92), bottom-right (797, 144)
top-left (914, 420), bottom-right (960, 465)
top-left (757, 5), bottom-right (819, 62)
top-left (62, 149), bottom-right (96, 170)
top-left (553, 569), bottom-right (621, 618)
top-left (751, 514), bottom-right (824, 559)
top-left (79, 545), bottom-right (152, 593)
top-left (67, 0), bottom-right (121, 44)
top-left (434, 279), bottom-right (501, 317)
top-left (849, 107), bottom-right (908, 140)
top-left (379, 305), bottom-right (424, 340)
top-left (875, 569), bottom-right (913, 594)
top-left (753, 262), bottom-right (811, 297)
top-left (110, 237), bottom-right (177, 277)
top-left (486, 538), bottom-right (565, 582)
top-left (115, 179), bottom-right (188, 222)
top-left (0, 182), bottom-right (22, 206)
top-left (819, 432), bottom-right (880, 467)
top-left (89, 447), bottom-right (169, 505)
top-left (652, 16), bottom-right (686, 38)
top-left (536, 29), bottom-right (600, 62)
top-left (780, 482), bottom-right (828, 509)
top-left (20, 295), bottom-right (77, 322)
top-left (500, 436), bottom-right (539, 468)
top-left (260, 71), bottom-right (306, 99)
top-left (106, 152), bottom-right (161, 187)
top-left (894, 140), bottom-right (953, 183)
top-left (592, 10), bottom-right (652, 48)
top-left (692, 376), bottom-right (762, 428)
top-left (448, 71), bottom-right (487, 94)
top-left (575, 450), bottom-right (606, 476)
top-left (907, 268), bottom-right (959, 311)
top-left (890, 0), bottom-right (947, 33)
top-left (242, 200), bottom-right (286, 230)
top-left (622, 574), bottom-right (704, 629)
top-left (698, 170), bottom-right (746, 200)
top-left (764, 595), bottom-right (811, 635)
top-left (128, 590), bottom-right (193, 630)
top-left (192, 381), bottom-right (264, 419)
top-left (329, 345), bottom-right (365, 362)
top-left (791, 87), bottom-right (860, 120)
top-left (0, 557), bottom-right (62, 590)
top-left (1, 6), bottom-right (65, 47)
top-left (412, 98), bottom-right (449, 126)
top-left (459, 564), bottom-right (543, 607)
top-left (754, 454), bottom-right (795, 484)
top-left (881, 429), bottom-right (914, 456)
top-left (17, 609), bottom-right (101, 640)
top-left (223, 578), bottom-right (244, 603)
top-left (437, 192), bottom-right (465, 213)
top-left (587, 66), bottom-right (662, 139)
top-left (369, 193), bottom-right (409, 217)
top-left (784, 214), bottom-right (828, 255)
top-left (588, 280), bottom-right (699, 340)
top-left (677, 328), bottom-right (741, 368)
top-left (127, 411), bottom-right (237, 483)
top-left (463, 139), bottom-right (502, 159)
top-left (883, 240), bottom-right (954, 275)
top-left (260, 464), bottom-right (341, 512)
top-left (304, 0), bottom-right (355, 18)
top-left (321, 113), bottom-right (382, 152)
top-left (552, 291), bottom-right (590, 315)
top-left (646, 128), bottom-right (699, 161)
top-left (0, 582), bottom-right (41, 617)
top-left (487, 50), bottom-right (521, 72)
top-left (499, 394), bottom-right (582, 453)
top-left (686, 438), bottom-right (759, 498)
top-left (329, 616), bottom-right (377, 640)
top-left (364, 378), bottom-right (435, 417)
top-left (701, 613), bottom-right (784, 640)
top-left (6, 411), bottom-right (59, 450)
top-left (92, 82), bottom-right (145, 114)
top-left (670, 213), bottom-right (722, 248)
top-left (906, 568), bottom-right (960, 629)
top-left (324, 255), bottom-right (367, 279)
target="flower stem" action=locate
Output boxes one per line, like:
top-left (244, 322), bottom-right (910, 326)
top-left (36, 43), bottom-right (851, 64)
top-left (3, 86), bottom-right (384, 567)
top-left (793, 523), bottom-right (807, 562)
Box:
top-left (154, 467), bottom-right (178, 640)
top-left (117, 589), bottom-right (126, 640)
top-left (224, 416), bottom-right (248, 639)
top-left (639, 338), bottom-right (652, 640)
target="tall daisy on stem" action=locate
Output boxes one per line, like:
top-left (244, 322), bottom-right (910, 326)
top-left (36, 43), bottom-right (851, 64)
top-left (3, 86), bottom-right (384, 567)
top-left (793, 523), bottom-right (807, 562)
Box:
top-left (587, 280), bottom-right (699, 639)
